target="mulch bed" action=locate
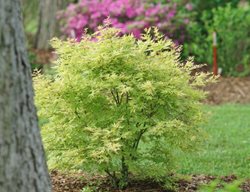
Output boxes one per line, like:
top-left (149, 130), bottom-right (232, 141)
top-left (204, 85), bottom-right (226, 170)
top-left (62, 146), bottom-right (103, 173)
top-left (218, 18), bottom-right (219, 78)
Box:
top-left (51, 171), bottom-right (250, 192)
top-left (204, 77), bottom-right (250, 105)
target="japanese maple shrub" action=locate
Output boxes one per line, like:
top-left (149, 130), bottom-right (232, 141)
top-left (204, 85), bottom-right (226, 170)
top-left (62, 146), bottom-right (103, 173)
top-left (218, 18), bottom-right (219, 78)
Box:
top-left (35, 26), bottom-right (212, 189)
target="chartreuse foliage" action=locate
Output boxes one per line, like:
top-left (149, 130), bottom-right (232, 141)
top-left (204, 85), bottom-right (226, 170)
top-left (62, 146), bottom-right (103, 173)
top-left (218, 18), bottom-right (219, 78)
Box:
top-left (34, 26), bottom-right (212, 189)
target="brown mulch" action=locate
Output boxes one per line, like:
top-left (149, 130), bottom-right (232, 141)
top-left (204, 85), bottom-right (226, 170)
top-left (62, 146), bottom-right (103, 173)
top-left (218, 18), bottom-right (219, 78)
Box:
top-left (51, 170), bottom-right (86, 192)
top-left (32, 49), bottom-right (55, 65)
top-left (204, 77), bottom-right (250, 105)
top-left (51, 171), bottom-right (250, 192)
top-left (29, 48), bottom-right (55, 66)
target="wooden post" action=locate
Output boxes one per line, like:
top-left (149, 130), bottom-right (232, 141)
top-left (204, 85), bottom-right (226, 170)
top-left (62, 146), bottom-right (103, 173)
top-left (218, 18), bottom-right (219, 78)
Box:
top-left (213, 31), bottom-right (218, 75)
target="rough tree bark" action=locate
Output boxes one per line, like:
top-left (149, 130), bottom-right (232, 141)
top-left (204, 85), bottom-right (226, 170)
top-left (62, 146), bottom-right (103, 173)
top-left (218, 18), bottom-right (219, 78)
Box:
top-left (35, 0), bottom-right (57, 50)
top-left (35, 0), bottom-right (71, 50)
top-left (0, 0), bottom-right (51, 191)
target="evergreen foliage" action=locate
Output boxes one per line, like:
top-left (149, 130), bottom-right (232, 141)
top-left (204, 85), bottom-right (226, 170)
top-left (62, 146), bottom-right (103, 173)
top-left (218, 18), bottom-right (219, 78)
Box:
top-left (35, 25), bottom-right (213, 189)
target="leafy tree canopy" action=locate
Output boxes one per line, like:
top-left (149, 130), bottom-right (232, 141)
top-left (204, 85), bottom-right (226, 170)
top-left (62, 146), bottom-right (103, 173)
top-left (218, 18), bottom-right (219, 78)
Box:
top-left (35, 25), bottom-right (213, 189)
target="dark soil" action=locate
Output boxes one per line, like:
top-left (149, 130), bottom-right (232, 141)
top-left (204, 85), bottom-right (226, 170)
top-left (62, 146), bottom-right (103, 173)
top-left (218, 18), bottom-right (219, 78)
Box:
top-left (51, 171), bottom-right (250, 192)
top-left (204, 77), bottom-right (250, 105)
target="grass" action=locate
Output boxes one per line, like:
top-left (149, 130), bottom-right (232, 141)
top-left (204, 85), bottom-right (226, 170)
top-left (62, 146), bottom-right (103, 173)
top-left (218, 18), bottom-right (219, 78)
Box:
top-left (177, 104), bottom-right (250, 178)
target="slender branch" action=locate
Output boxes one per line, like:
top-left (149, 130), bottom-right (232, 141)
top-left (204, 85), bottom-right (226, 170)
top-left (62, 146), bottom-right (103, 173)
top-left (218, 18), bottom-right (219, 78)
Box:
top-left (132, 128), bottom-right (147, 150)
top-left (111, 89), bottom-right (119, 104)
top-left (105, 169), bottom-right (119, 188)
top-left (105, 169), bottom-right (113, 178)
top-left (116, 90), bottom-right (120, 104)
top-left (120, 156), bottom-right (129, 189)
top-left (74, 108), bottom-right (80, 119)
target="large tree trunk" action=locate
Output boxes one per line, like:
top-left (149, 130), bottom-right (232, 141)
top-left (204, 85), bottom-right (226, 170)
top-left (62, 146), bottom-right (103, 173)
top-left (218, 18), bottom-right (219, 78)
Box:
top-left (35, 0), bottom-right (71, 50)
top-left (0, 0), bottom-right (51, 191)
top-left (35, 0), bottom-right (57, 50)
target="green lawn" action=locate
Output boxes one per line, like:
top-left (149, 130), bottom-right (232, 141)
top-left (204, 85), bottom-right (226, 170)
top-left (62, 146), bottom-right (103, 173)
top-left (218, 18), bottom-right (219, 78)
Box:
top-left (177, 104), bottom-right (250, 178)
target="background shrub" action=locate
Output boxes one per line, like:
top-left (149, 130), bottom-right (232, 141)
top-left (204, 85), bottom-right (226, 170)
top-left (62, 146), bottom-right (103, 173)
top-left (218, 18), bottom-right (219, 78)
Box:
top-left (57, 0), bottom-right (192, 44)
top-left (35, 26), bottom-right (212, 189)
top-left (184, 4), bottom-right (250, 76)
top-left (191, 0), bottom-right (240, 12)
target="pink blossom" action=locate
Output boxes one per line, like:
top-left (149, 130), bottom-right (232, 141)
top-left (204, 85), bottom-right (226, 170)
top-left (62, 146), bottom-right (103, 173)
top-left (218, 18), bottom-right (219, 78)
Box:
top-left (67, 3), bottom-right (76, 12)
top-left (185, 3), bottom-right (193, 11)
top-left (184, 18), bottom-right (190, 24)
top-left (113, 23), bottom-right (127, 33)
top-left (58, 0), bottom-right (191, 44)
top-left (131, 28), bottom-right (141, 38)
top-left (126, 7), bottom-right (137, 18)
top-left (167, 10), bottom-right (176, 19)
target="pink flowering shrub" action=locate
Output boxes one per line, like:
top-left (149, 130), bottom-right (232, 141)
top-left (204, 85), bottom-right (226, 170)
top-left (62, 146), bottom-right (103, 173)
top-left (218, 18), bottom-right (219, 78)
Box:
top-left (57, 0), bottom-right (193, 43)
